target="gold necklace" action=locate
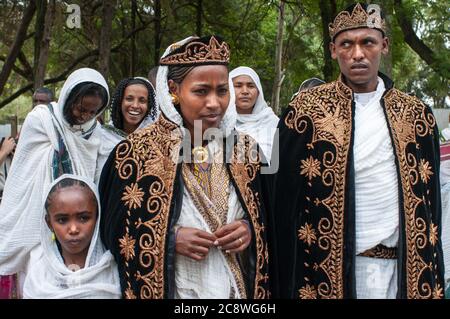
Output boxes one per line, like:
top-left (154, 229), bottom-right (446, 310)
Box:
top-left (192, 146), bottom-right (209, 163)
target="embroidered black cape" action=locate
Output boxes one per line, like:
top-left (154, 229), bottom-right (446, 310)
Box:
top-left (99, 114), bottom-right (270, 299)
top-left (269, 73), bottom-right (445, 299)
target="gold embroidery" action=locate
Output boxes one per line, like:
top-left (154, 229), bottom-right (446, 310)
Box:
top-left (121, 183), bottom-right (144, 210)
top-left (181, 147), bottom-right (247, 298)
top-left (300, 156), bottom-right (321, 180)
top-left (418, 159), bottom-right (433, 184)
top-left (329, 3), bottom-right (387, 40)
top-left (229, 134), bottom-right (270, 299)
top-left (432, 283), bottom-right (444, 299)
top-left (159, 36), bottom-right (230, 66)
top-left (298, 223), bottom-right (317, 246)
top-left (119, 233), bottom-right (136, 261)
top-left (124, 288), bottom-right (137, 299)
top-left (383, 88), bottom-right (437, 299)
top-left (299, 284), bottom-right (318, 299)
top-left (116, 115), bottom-right (181, 299)
top-left (288, 80), bottom-right (353, 299)
top-left (429, 223), bottom-right (438, 246)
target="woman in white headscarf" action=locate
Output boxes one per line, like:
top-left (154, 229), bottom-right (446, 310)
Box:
top-left (0, 68), bottom-right (109, 278)
top-left (23, 174), bottom-right (120, 299)
top-left (229, 66), bottom-right (279, 161)
top-left (96, 77), bottom-right (159, 181)
top-left (99, 36), bottom-right (271, 299)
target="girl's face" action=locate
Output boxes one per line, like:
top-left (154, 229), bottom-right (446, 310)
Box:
top-left (169, 65), bottom-right (230, 136)
top-left (46, 186), bottom-right (97, 266)
top-left (121, 84), bottom-right (149, 134)
top-left (66, 95), bottom-right (103, 125)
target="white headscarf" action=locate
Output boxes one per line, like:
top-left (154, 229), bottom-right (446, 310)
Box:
top-left (23, 174), bottom-right (120, 299)
top-left (229, 66), bottom-right (279, 160)
top-left (155, 36), bottom-right (237, 137)
top-left (0, 68), bottom-right (109, 275)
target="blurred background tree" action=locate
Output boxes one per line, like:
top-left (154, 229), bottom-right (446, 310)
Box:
top-left (0, 0), bottom-right (448, 125)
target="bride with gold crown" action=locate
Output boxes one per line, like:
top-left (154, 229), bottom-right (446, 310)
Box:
top-left (98, 35), bottom-right (271, 299)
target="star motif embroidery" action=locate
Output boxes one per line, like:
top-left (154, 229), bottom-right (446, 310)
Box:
top-left (419, 159), bottom-right (433, 184)
top-left (300, 156), bottom-right (321, 180)
top-left (119, 233), bottom-right (136, 261)
top-left (299, 284), bottom-right (317, 299)
top-left (432, 283), bottom-right (444, 299)
top-left (298, 223), bottom-right (317, 246)
top-left (124, 287), bottom-right (137, 299)
top-left (429, 222), bottom-right (438, 246)
top-left (122, 183), bottom-right (144, 210)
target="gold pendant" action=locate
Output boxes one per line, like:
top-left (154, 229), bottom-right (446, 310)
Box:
top-left (192, 146), bottom-right (209, 163)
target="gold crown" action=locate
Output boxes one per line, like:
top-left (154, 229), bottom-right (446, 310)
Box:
top-left (329, 3), bottom-right (387, 40)
top-left (160, 36), bottom-right (230, 66)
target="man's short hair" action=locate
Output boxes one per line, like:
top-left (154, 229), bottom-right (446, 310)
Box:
top-left (34, 87), bottom-right (54, 100)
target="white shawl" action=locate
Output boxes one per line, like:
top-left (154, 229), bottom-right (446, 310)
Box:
top-left (0, 68), bottom-right (109, 275)
top-left (23, 174), bottom-right (120, 299)
top-left (229, 66), bottom-right (279, 160)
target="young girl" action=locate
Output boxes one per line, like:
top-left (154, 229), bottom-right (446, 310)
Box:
top-left (23, 174), bottom-right (120, 299)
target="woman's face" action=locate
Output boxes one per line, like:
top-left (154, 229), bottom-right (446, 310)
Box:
top-left (46, 185), bottom-right (97, 267)
top-left (170, 65), bottom-right (230, 136)
top-left (232, 75), bottom-right (259, 115)
top-left (121, 84), bottom-right (149, 134)
top-left (66, 95), bottom-right (103, 125)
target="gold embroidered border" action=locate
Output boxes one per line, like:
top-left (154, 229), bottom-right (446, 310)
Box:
top-left (287, 81), bottom-right (354, 299)
top-left (115, 115), bottom-right (181, 299)
top-left (229, 134), bottom-right (269, 299)
top-left (383, 89), bottom-right (436, 298)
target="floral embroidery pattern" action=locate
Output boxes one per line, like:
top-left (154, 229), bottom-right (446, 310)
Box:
top-left (300, 156), bottom-right (321, 180)
top-left (298, 223), bottom-right (317, 246)
top-left (299, 284), bottom-right (317, 299)
top-left (121, 183), bottom-right (144, 210)
top-left (119, 233), bottom-right (136, 261)
top-left (419, 159), bottom-right (433, 184)
top-left (429, 223), bottom-right (438, 246)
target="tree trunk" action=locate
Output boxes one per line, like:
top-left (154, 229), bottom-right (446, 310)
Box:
top-left (319, 0), bottom-right (336, 82)
top-left (0, 0), bottom-right (36, 96)
top-left (130, 0), bottom-right (137, 77)
top-left (196, 0), bottom-right (203, 36)
top-left (34, 0), bottom-right (56, 90)
top-left (33, 0), bottom-right (47, 77)
top-left (98, 0), bottom-right (116, 80)
top-left (394, 0), bottom-right (449, 78)
top-left (271, 0), bottom-right (285, 115)
top-left (154, 0), bottom-right (162, 66)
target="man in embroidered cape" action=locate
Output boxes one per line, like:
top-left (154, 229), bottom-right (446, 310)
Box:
top-left (269, 2), bottom-right (445, 299)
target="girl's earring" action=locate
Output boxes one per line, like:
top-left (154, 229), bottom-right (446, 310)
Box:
top-left (171, 93), bottom-right (179, 105)
top-left (51, 232), bottom-right (56, 242)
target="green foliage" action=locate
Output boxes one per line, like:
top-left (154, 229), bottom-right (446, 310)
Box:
top-left (0, 0), bottom-right (448, 123)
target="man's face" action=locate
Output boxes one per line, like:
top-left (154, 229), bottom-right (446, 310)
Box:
top-left (32, 92), bottom-right (51, 107)
top-left (330, 28), bottom-right (389, 93)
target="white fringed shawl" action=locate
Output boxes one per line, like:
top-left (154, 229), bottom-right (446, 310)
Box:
top-left (0, 68), bottom-right (109, 275)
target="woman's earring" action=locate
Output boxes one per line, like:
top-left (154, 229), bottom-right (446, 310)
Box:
top-left (51, 232), bottom-right (56, 242)
top-left (171, 93), bottom-right (179, 105)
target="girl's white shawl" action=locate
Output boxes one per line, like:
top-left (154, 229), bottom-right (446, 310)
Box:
top-left (0, 68), bottom-right (109, 275)
top-left (23, 174), bottom-right (120, 299)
